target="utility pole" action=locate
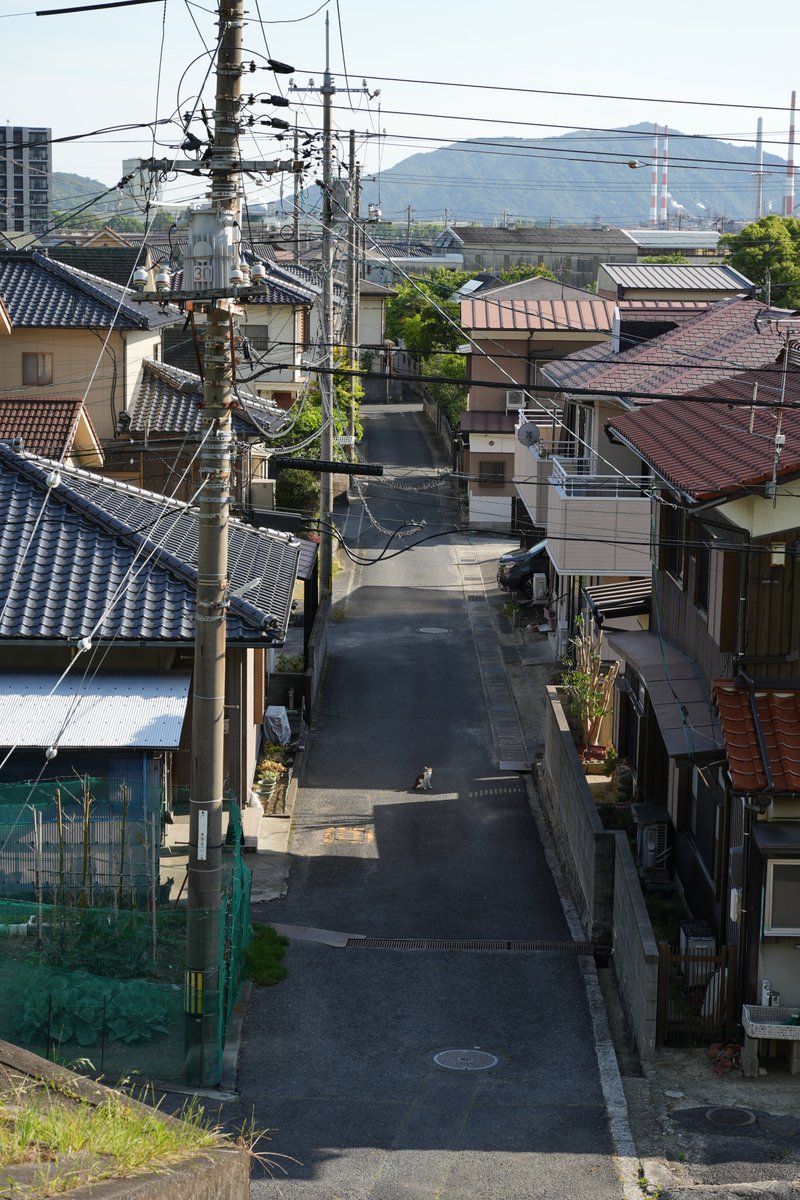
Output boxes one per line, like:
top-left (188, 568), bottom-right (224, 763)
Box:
top-left (293, 114), bottom-right (300, 254)
top-left (346, 130), bottom-right (360, 463)
top-left (405, 204), bottom-right (413, 254)
top-left (184, 0), bottom-right (243, 1088)
top-left (290, 33), bottom-right (369, 594)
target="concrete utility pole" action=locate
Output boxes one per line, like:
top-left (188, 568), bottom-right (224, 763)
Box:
top-left (184, 0), bottom-right (243, 1088)
top-left (293, 115), bottom-right (300, 254)
top-left (346, 130), bottom-right (360, 463)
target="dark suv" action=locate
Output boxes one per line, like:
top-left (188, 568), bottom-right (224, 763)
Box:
top-left (496, 539), bottom-right (548, 598)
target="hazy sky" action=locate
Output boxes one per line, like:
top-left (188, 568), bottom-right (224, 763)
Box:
top-left (1, 0), bottom-right (798, 221)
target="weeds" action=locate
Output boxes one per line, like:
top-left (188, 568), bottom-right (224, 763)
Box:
top-left (246, 924), bottom-right (288, 986)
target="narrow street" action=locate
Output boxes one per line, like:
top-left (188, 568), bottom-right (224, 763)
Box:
top-left (238, 405), bottom-right (628, 1199)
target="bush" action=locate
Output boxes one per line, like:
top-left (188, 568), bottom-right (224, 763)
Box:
top-left (275, 468), bottom-right (320, 514)
top-left (246, 924), bottom-right (288, 986)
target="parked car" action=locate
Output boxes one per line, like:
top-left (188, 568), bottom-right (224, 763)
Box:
top-left (496, 539), bottom-right (548, 598)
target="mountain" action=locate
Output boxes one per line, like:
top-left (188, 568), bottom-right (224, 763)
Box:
top-left (52, 172), bottom-right (115, 216)
top-left (358, 124), bottom-right (787, 227)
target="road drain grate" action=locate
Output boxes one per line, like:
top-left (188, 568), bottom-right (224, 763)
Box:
top-left (346, 937), bottom-right (596, 953)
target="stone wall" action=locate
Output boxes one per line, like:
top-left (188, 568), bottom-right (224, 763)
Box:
top-left (536, 686), bottom-right (615, 942)
top-left (612, 832), bottom-right (659, 1060)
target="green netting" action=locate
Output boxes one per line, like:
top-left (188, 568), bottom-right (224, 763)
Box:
top-left (0, 803), bottom-right (251, 1085)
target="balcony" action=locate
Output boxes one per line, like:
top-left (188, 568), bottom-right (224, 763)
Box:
top-left (546, 455), bottom-right (652, 577)
top-left (513, 409), bottom-right (562, 528)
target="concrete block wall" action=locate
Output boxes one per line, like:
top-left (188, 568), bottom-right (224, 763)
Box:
top-left (538, 686), bottom-right (615, 941)
top-left (612, 832), bottom-right (659, 1060)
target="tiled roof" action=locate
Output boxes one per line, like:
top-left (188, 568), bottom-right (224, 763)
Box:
top-left (0, 397), bottom-right (95, 460)
top-left (543, 298), bottom-right (787, 399)
top-left (461, 297), bottom-right (616, 333)
top-left (0, 443), bottom-right (300, 644)
top-left (714, 680), bottom-right (800, 794)
top-left (47, 247), bottom-right (146, 288)
top-left (619, 299), bottom-right (711, 323)
top-left (459, 411), bottom-right (518, 433)
top-left (607, 357), bottom-right (800, 501)
top-left (127, 359), bottom-right (282, 439)
top-left (600, 263), bottom-right (752, 291)
top-left (453, 225), bottom-right (632, 247)
top-left (0, 251), bottom-right (179, 330)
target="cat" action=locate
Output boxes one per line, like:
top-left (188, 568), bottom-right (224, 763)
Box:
top-left (413, 766), bottom-right (433, 791)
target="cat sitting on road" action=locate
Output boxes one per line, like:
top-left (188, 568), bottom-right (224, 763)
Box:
top-left (413, 766), bottom-right (433, 791)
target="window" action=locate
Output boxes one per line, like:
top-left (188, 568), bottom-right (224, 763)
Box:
top-left (764, 860), bottom-right (800, 936)
top-left (22, 352), bottom-right (52, 386)
top-left (245, 324), bottom-right (269, 352)
top-left (478, 461), bottom-right (506, 487)
top-left (664, 504), bottom-right (684, 582)
top-left (689, 766), bottom-right (721, 882)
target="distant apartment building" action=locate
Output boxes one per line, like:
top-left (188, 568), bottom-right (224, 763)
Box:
top-left (0, 126), bottom-right (51, 235)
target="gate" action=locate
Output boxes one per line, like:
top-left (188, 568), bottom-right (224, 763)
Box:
top-left (656, 942), bottom-right (738, 1047)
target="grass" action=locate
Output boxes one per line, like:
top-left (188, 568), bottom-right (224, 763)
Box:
top-left (246, 924), bottom-right (288, 986)
top-left (0, 1083), bottom-right (227, 1194)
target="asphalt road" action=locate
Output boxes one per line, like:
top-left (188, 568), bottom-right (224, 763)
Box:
top-left (239, 405), bottom-right (625, 1199)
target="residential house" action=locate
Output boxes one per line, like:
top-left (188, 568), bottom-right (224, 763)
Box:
top-left (460, 292), bottom-right (616, 528)
top-left (604, 348), bottom-right (800, 1019)
top-left (596, 261), bottom-right (754, 303)
top-left (0, 396), bottom-right (103, 469)
top-left (0, 440), bottom-right (302, 812)
top-left (0, 250), bottom-right (181, 444)
top-left (514, 298), bottom-right (788, 652)
top-left (103, 358), bottom-right (282, 510)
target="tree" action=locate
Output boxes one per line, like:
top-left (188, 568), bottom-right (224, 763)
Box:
top-left (270, 348), bottom-right (363, 462)
top-left (640, 254), bottom-right (689, 264)
top-left (720, 216), bottom-right (800, 307)
top-left (426, 352), bottom-right (468, 426)
top-left (107, 215), bottom-right (145, 233)
top-left (496, 263), bottom-right (557, 283)
top-left (384, 269), bottom-right (470, 356)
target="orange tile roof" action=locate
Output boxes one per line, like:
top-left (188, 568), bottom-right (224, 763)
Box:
top-left (0, 396), bottom-right (87, 458)
top-left (713, 680), bottom-right (800, 794)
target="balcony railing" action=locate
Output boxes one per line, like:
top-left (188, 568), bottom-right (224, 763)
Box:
top-left (551, 455), bottom-right (650, 499)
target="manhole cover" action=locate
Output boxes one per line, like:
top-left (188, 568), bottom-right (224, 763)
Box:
top-left (433, 1049), bottom-right (499, 1071)
top-left (705, 1107), bottom-right (756, 1129)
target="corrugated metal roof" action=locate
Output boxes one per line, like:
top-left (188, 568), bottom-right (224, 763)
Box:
top-left (0, 671), bottom-right (190, 749)
top-left (454, 226), bottom-right (633, 247)
top-left (621, 230), bottom-right (721, 249)
top-left (600, 262), bottom-right (753, 291)
top-left (459, 410), bottom-right (518, 433)
top-left (461, 297), bottom-right (615, 333)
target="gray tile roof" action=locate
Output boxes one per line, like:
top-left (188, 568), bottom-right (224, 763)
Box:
top-left (453, 225), bottom-right (632, 247)
top-left (0, 443), bottom-right (300, 644)
top-left (127, 359), bottom-right (282, 439)
top-left (0, 251), bottom-right (180, 331)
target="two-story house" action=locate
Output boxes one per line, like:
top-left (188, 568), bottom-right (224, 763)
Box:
top-left (460, 286), bottom-right (616, 528)
top-left (605, 347), bottom-right (800, 1019)
top-left (514, 298), bottom-right (788, 653)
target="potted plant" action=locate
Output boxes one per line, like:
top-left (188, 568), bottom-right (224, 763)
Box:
top-left (561, 616), bottom-right (619, 767)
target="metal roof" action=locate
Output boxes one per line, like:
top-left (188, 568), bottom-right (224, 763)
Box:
top-left (459, 410), bottom-right (518, 433)
top-left (0, 443), bottom-right (301, 644)
top-left (599, 262), bottom-right (753, 291)
top-left (453, 225), bottom-right (633, 247)
top-left (621, 229), bottom-right (721, 250)
top-left (0, 671), bottom-right (190, 749)
top-left (461, 297), bottom-right (615, 333)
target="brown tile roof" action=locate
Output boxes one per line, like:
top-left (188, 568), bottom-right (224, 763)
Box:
top-left (461, 297), bottom-right (615, 333)
top-left (714, 680), bottom-right (800, 794)
top-left (0, 396), bottom-right (91, 458)
top-left (606, 358), bottom-right (800, 501)
top-left (544, 297), bottom-right (787, 398)
top-left (459, 410), bottom-right (518, 433)
top-left (618, 299), bottom-right (712, 322)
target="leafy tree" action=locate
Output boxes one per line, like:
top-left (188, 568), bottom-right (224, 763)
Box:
top-left (496, 263), bottom-right (557, 283)
top-left (426, 353), bottom-right (468, 426)
top-left (720, 216), bottom-right (800, 307)
top-left (107, 215), bottom-right (145, 232)
top-left (385, 268), bottom-right (470, 356)
top-left (640, 254), bottom-right (689, 264)
top-left (272, 351), bottom-right (364, 514)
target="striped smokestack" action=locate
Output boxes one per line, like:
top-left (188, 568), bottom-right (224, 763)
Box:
top-left (660, 125), bottom-right (669, 227)
top-left (650, 123), bottom-right (659, 227)
top-left (785, 91), bottom-right (796, 218)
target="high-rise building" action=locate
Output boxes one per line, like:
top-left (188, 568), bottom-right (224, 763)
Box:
top-left (0, 126), bottom-right (51, 235)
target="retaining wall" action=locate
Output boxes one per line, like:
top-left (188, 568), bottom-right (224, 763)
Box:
top-left (612, 832), bottom-right (659, 1060)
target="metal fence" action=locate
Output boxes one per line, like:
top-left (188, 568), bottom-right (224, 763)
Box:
top-left (656, 942), bottom-right (737, 1047)
top-left (0, 801), bottom-right (252, 1085)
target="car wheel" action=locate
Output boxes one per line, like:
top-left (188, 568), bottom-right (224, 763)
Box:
top-left (522, 577), bottom-right (534, 599)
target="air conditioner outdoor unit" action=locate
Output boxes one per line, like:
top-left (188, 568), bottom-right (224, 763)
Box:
top-left (637, 820), bottom-right (668, 871)
top-left (531, 572), bottom-right (547, 601)
top-left (679, 920), bottom-right (716, 987)
top-left (506, 389), bottom-right (526, 411)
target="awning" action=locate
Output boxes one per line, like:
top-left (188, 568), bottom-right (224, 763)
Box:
top-left (751, 821), bottom-right (800, 856)
top-left (605, 631), bottom-right (722, 761)
top-left (584, 579), bottom-right (651, 626)
top-left (0, 671), bottom-right (191, 750)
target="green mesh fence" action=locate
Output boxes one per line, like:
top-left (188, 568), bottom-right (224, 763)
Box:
top-left (0, 803), bottom-right (252, 1085)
